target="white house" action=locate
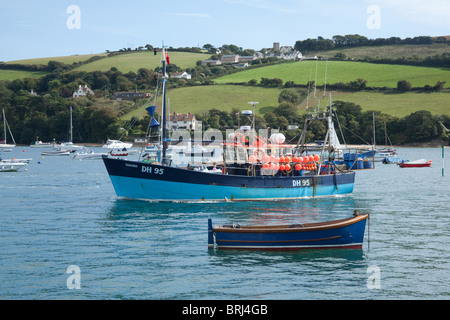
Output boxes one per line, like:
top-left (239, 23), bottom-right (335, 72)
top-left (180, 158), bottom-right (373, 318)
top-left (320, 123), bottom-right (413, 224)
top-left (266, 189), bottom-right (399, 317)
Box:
top-left (169, 112), bottom-right (198, 130)
top-left (73, 85), bottom-right (94, 98)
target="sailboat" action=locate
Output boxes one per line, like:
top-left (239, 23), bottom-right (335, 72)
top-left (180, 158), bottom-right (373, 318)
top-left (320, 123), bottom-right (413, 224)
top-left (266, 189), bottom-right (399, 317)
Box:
top-left (101, 47), bottom-right (356, 202)
top-left (59, 106), bottom-right (84, 151)
top-left (0, 109), bottom-right (16, 150)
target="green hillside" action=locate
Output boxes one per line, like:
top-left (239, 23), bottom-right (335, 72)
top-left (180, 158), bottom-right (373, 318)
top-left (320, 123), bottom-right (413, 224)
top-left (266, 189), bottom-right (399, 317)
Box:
top-left (72, 51), bottom-right (209, 73)
top-left (214, 60), bottom-right (450, 88)
top-left (0, 69), bottom-right (47, 81)
top-left (5, 53), bottom-right (108, 65)
top-left (307, 43), bottom-right (450, 60)
top-left (0, 51), bottom-right (208, 80)
top-left (121, 85), bottom-right (450, 120)
top-left (122, 85), bottom-right (283, 120)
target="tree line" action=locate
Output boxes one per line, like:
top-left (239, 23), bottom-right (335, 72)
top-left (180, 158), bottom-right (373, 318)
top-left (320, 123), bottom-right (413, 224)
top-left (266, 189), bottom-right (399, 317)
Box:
top-left (295, 35), bottom-right (448, 52)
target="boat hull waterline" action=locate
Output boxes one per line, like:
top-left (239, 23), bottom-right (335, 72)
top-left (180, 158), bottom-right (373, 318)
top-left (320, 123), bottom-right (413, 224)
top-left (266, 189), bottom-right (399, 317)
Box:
top-left (209, 214), bottom-right (368, 250)
top-left (102, 157), bottom-right (355, 201)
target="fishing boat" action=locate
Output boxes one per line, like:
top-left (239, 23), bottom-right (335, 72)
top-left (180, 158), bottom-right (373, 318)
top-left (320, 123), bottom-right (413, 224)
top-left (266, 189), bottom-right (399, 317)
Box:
top-left (398, 159), bottom-right (432, 168)
top-left (0, 109), bottom-right (16, 150)
top-left (29, 137), bottom-right (54, 148)
top-left (208, 211), bottom-right (368, 250)
top-left (101, 47), bottom-right (356, 202)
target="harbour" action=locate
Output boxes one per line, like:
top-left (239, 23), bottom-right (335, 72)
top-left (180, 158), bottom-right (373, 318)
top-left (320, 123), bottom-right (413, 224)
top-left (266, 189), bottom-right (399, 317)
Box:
top-left (0, 146), bottom-right (448, 299)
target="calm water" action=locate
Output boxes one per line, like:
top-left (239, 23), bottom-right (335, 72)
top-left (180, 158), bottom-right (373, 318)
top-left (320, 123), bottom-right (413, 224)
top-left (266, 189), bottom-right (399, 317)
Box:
top-left (0, 147), bottom-right (449, 300)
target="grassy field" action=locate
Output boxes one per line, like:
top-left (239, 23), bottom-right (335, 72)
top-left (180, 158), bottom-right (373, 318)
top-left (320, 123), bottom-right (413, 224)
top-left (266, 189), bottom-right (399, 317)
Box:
top-left (0, 69), bottom-right (47, 81)
top-left (122, 85), bottom-right (283, 120)
top-left (320, 90), bottom-right (450, 118)
top-left (214, 60), bottom-right (450, 88)
top-left (123, 84), bottom-right (450, 120)
top-left (5, 53), bottom-right (108, 65)
top-left (72, 51), bottom-right (209, 73)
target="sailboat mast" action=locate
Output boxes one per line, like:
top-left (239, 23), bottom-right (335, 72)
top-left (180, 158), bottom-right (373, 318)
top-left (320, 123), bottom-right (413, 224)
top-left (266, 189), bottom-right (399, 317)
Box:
top-left (373, 112), bottom-right (376, 149)
top-left (161, 46), bottom-right (168, 165)
top-left (2, 109), bottom-right (6, 144)
top-left (70, 106), bottom-right (73, 142)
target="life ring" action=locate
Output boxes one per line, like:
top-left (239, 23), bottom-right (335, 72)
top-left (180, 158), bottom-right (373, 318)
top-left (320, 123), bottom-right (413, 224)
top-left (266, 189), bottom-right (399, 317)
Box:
top-left (253, 149), bottom-right (265, 161)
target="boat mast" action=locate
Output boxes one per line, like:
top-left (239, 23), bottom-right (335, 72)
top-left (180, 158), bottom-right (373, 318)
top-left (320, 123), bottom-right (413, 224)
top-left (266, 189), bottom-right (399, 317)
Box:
top-left (161, 45), bottom-right (168, 165)
top-left (2, 109), bottom-right (6, 145)
top-left (70, 106), bottom-right (73, 143)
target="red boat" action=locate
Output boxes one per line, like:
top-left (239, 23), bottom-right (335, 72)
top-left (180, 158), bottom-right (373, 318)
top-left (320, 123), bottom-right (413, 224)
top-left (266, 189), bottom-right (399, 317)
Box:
top-left (398, 159), bottom-right (432, 168)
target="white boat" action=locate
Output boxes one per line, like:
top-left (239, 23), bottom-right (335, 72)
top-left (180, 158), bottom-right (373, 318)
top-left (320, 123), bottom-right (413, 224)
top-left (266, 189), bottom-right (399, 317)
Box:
top-left (71, 149), bottom-right (108, 160)
top-left (0, 157), bottom-right (27, 172)
top-left (59, 141), bottom-right (85, 151)
top-left (41, 148), bottom-right (71, 156)
top-left (0, 158), bottom-right (32, 164)
top-left (0, 109), bottom-right (16, 149)
top-left (102, 139), bottom-right (133, 149)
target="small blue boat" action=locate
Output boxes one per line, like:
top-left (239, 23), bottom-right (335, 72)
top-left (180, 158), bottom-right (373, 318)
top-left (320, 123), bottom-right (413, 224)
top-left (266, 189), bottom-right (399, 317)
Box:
top-left (208, 212), bottom-right (368, 250)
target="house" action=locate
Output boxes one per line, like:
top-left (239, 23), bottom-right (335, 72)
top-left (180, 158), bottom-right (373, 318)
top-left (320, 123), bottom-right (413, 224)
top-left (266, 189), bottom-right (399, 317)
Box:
top-left (221, 55), bottom-right (240, 63)
top-left (238, 56), bottom-right (256, 62)
top-left (113, 91), bottom-right (151, 100)
top-left (171, 71), bottom-right (192, 80)
top-left (73, 85), bottom-right (94, 98)
top-left (169, 112), bottom-right (198, 130)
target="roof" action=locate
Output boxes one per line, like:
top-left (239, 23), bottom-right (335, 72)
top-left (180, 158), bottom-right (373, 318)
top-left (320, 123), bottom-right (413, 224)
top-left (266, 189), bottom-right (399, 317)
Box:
top-left (169, 112), bottom-right (196, 121)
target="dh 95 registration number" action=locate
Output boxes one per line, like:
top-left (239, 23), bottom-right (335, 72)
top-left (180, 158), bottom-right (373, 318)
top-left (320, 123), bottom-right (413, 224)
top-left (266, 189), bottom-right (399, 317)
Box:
top-left (142, 166), bottom-right (164, 175)
top-left (292, 179), bottom-right (311, 187)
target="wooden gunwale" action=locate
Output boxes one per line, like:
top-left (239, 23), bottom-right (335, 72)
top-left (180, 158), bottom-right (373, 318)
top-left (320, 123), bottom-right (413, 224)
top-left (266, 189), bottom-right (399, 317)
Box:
top-left (212, 214), bottom-right (367, 234)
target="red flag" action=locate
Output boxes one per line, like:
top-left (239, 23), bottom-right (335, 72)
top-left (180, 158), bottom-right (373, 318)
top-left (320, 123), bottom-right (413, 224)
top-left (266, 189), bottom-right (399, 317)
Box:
top-left (166, 52), bottom-right (170, 65)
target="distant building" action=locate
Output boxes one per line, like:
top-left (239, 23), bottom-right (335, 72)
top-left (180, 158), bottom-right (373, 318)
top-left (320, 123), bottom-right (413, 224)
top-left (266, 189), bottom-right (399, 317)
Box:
top-left (73, 85), bottom-right (94, 98)
top-left (169, 112), bottom-right (198, 130)
top-left (113, 91), bottom-right (151, 101)
top-left (273, 42), bottom-right (280, 51)
top-left (221, 55), bottom-right (240, 63)
top-left (238, 56), bottom-right (256, 62)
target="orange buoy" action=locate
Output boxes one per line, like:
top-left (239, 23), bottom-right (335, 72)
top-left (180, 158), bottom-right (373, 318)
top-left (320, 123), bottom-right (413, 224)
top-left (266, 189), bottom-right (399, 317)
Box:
top-left (279, 164), bottom-right (285, 171)
top-left (314, 154), bottom-right (320, 162)
top-left (249, 155), bottom-right (257, 163)
top-left (262, 163), bottom-right (269, 170)
top-left (279, 156), bottom-right (285, 163)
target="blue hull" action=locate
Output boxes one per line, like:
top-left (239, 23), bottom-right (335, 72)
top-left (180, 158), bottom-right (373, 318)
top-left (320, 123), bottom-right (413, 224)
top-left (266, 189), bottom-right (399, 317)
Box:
top-left (102, 157), bottom-right (355, 201)
top-left (210, 214), bottom-right (368, 250)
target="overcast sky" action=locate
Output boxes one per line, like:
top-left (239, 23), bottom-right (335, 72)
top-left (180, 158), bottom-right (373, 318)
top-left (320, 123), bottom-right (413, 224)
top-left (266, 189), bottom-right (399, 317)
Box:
top-left (1, 0), bottom-right (449, 61)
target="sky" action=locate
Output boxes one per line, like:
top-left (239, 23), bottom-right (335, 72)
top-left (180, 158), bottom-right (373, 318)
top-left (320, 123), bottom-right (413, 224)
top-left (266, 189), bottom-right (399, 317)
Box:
top-left (1, 0), bottom-right (449, 62)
